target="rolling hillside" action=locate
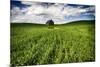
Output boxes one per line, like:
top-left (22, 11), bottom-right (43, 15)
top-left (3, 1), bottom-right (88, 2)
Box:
top-left (10, 20), bottom-right (95, 66)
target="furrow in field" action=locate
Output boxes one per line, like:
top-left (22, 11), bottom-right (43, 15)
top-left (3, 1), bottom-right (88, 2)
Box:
top-left (38, 31), bottom-right (56, 64)
top-left (23, 30), bottom-right (54, 65)
top-left (52, 30), bottom-right (65, 64)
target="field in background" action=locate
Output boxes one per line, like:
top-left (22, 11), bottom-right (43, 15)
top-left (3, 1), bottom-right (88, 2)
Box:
top-left (10, 20), bottom-right (95, 66)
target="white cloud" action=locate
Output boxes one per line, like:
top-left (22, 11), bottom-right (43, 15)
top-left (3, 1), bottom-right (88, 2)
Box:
top-left (26, 5), bottom-right (44, 15)
top-left (11, 1), bottom-right (95, 24)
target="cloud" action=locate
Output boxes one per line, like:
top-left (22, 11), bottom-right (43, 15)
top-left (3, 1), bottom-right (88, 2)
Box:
top-left (11, 1), bottom-right (95, 24)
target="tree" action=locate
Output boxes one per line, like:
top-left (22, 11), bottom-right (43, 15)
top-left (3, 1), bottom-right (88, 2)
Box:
top-left (46, 19), bottom-right (54, 29)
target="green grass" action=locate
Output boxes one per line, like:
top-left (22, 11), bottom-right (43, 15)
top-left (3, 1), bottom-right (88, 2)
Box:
top-left (10, 20), bottom-right (95, 66)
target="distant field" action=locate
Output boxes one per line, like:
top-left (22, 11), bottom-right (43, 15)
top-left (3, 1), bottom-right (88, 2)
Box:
top-left (10, 20), bottom-right (95, 66)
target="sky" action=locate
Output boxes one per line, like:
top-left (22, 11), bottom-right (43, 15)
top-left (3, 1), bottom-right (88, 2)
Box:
top-left (11, 1), bottom-right (95, 24)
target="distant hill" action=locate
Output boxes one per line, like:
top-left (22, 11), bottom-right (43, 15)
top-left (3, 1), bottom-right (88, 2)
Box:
top-left (11, 23), bottom-right (46, 27)
top-left (61, 20), bottom-right (95, 25)
top-left (11, 20), bottom-right (95, 26)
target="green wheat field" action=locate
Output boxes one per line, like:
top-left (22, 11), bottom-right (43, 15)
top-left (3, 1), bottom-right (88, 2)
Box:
top-left (10, 20), bottom-right (95, 66)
